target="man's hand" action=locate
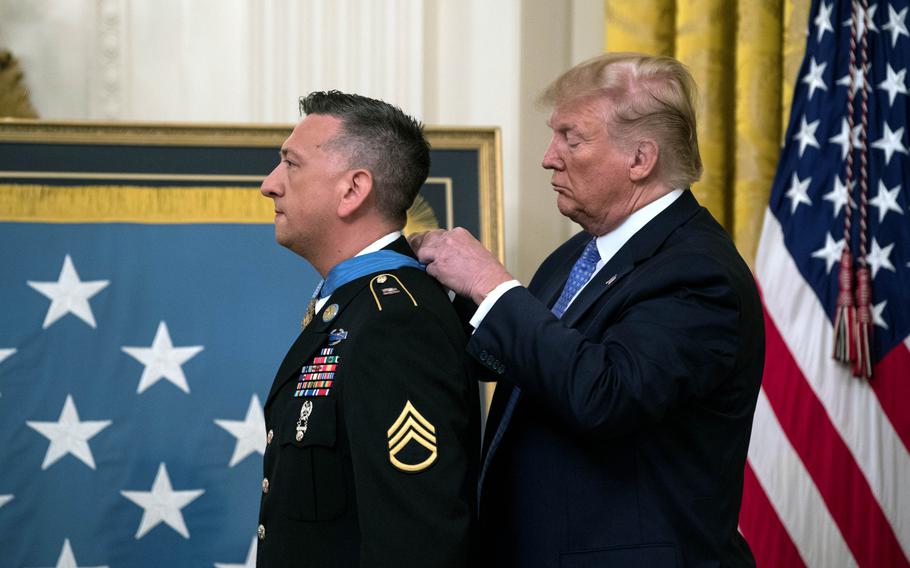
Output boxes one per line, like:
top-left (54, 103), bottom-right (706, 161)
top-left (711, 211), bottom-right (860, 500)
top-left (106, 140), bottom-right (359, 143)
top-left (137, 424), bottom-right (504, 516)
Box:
top-left (410, 228), bottom-right (513, 304)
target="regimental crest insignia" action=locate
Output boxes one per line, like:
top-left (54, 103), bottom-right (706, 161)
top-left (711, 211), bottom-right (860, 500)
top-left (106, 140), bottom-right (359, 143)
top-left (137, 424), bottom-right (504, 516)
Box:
top-left (322, 303), bottom-right (339, 322)
top-left (387, 400), bottom-right (437, 473)
top-left (369, 274), bottom-right (417, 311)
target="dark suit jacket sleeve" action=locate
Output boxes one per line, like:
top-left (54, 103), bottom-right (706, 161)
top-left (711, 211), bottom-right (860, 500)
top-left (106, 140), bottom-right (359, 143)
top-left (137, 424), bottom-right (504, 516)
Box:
top-left (341, 305), bottom-right (474, 567)
top-left (469, 251), bottom-right (743, 438)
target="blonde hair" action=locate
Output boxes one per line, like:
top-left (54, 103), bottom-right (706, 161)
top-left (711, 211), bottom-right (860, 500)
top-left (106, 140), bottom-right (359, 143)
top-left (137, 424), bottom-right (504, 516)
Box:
top-left (540, 52), bottom-right (703, 188)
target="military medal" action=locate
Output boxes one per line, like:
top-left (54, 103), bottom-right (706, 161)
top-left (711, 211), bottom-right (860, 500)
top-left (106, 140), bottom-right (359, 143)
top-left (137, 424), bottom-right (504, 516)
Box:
top-left (302, 280), bottom-right (324, 329)
top-left (302, 297), bottom-right (317, 329)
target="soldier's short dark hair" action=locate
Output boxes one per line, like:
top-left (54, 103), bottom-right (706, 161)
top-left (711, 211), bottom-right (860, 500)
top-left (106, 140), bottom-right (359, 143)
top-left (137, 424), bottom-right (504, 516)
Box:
top-left (300, 90), bottom-right (431, 226)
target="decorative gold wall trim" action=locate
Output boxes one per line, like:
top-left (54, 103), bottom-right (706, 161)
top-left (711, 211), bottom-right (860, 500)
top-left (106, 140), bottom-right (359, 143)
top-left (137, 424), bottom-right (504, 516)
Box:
top-left (0, 119), bottom-right (503, 261)
top-left (0, 171), bottom-right (263, 183)
top-left (0, 184), bottom-right (268, 224)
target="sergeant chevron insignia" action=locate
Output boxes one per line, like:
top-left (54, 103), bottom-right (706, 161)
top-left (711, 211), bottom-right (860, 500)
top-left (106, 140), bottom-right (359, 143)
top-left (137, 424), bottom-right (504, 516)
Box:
top-left (387, 400), bottom-right (437, 472)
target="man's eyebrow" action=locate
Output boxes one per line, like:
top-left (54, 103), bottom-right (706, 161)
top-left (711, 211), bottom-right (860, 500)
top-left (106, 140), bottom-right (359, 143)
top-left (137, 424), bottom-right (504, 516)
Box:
top-left (547, 120), bottom-right (577, 132)
top-left (279, 147), bottom-right (301, 159)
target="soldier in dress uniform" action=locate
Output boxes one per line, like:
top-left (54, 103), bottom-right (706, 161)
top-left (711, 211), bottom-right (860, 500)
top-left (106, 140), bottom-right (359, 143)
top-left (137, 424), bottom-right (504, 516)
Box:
top-left (256, 91), bottom-right (478, 567)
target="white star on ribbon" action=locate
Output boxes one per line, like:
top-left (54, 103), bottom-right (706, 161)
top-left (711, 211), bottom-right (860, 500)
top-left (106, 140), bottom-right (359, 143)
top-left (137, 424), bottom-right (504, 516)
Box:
top-left (829, 118), bottom-right (863, 160)
top-left (871, 123), bottom-right (909, 165)
top-left (29, 539), bottom-right (109, 568)
top-left (26, 394), bottom-right (112, 470)
top-left (815, 1), bottom-right (835, 41)
top-left (866, 238), bottom-right (896, 278)
top-left (869, 180), bottom-right (904, 223)
top-left (837, 63), bottom-right (870, 96)
top-left (121, 322), bottom-right (203, 394)
top-left (811, 233), bottom-right (846, 274)
top-left (842, 3), bottom-right (878, 37)
top-left (215, 394), bottom-right (266, 467)
top-left (785, 173), bottom-right (813, 213)
top-left (793, 117), bottom-right (821, 156)
top-left (0, 495), bottom-right (12, 509)
top-left (802, 58), bottom-right (828, 99)
top-left (120, 463), bottom-right (204, 539)
top-left (872, 300), bottom-right (889, 330)
top-left (877, 64), bottom-right (907, 106)
top-left (882, 4), bottom-right (909, 47)
top-left (27, 255), bottom-right (110, 329)
top-left (215, 536), bottom-right (257, 568)
top-left (823, 177), bottom-right (850, 217)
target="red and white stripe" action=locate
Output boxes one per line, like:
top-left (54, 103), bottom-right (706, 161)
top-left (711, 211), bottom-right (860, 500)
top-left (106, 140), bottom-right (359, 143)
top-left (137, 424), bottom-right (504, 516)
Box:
top-left (741, 210), bottom-right (910, 567)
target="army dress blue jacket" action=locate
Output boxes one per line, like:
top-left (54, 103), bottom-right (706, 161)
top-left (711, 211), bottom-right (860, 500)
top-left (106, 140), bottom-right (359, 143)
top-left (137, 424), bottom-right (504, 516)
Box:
top-left (258, 237), bottom-right (478, 568)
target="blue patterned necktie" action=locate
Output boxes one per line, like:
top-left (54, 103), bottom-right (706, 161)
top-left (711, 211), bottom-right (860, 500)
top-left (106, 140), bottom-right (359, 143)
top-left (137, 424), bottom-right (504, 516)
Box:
top-left (479, 237), bottom-right (600, 507)
top-left (550, 237), bottom-right (601, 318)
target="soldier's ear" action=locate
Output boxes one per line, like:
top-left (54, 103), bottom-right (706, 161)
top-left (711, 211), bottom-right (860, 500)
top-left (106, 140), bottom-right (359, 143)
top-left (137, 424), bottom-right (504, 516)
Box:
top-left (337, 169), bottom-right (373, 219)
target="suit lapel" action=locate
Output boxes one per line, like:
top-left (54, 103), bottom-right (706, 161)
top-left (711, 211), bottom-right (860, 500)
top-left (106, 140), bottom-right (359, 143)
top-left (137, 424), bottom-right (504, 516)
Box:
top-left (482, 237), bottom-right (589, 459)
top-left (481, 382), bottom-right (514, 457)
top-left (481, 191), bottom-right (703, 495)
top-left (559, 190), bottom-right (701, 327)
top-left (531, 234), bottom-right (590, 310)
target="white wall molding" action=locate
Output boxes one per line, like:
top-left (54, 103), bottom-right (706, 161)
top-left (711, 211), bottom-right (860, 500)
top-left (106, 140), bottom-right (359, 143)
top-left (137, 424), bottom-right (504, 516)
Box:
top-left (92, 0), bottom-right (126, 119)
top-left (0, 0), bottom-right (604, 282)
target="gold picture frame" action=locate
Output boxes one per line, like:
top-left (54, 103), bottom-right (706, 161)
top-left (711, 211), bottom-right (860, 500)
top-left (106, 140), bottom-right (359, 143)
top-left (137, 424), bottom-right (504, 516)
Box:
top-left (0, 119), bottom-right (503, 261)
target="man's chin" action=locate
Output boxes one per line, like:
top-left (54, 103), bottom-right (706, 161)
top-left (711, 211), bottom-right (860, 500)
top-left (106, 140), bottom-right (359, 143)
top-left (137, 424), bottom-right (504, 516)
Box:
top-left (555, 196), bottom-right (577, 219)
top-left (274, 231), bottom-right (292, 248)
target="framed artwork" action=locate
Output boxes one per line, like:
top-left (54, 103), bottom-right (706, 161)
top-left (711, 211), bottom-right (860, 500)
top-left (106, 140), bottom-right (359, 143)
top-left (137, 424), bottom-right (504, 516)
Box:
top-left (0, 120), bottom-right (502, 566)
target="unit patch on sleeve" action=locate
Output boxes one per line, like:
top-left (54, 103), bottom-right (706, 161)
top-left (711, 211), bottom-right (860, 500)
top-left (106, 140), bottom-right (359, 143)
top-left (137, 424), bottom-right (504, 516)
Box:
top-left (386, 400), bottom-right (437, 473)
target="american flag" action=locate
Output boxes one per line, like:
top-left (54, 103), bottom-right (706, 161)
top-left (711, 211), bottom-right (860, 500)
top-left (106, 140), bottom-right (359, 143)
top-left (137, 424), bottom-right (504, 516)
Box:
top-left (739, 0), bottom-right (909, 566)
top-left (0, 216), bottom-right (318, 566)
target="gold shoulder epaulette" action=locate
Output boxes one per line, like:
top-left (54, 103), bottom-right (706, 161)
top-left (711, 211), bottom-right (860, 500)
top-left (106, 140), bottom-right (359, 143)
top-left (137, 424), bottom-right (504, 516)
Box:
top-left (369, 273), bottom-right (417, 311)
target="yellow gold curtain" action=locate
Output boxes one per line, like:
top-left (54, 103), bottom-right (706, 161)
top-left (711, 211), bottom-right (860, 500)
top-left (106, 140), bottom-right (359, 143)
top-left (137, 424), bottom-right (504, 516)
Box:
top-left (604, 0), bottom-right (810, 265)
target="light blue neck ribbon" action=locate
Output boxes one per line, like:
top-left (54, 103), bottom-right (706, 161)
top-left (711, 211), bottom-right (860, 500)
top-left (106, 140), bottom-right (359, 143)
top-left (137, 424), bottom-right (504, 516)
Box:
top-left (317, 250), bottom-right (425, 299)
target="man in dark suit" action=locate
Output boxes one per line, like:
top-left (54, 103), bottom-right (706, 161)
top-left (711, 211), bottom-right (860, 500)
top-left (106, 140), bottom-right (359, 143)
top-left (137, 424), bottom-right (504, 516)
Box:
top-left (257, 91), bottom-right (478, 567)
top-left (412, 53), bottom-right (764, 566)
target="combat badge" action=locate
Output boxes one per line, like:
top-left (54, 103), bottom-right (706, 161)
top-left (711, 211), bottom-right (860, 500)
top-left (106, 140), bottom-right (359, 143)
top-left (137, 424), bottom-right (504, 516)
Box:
top-left (328, 329), bottom-right (348, 346)
top-left (387, 400), bottom-right (437, 472)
